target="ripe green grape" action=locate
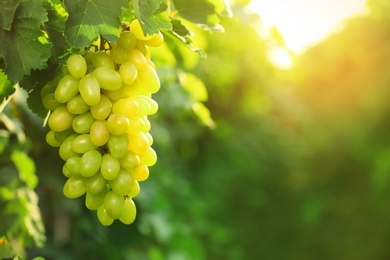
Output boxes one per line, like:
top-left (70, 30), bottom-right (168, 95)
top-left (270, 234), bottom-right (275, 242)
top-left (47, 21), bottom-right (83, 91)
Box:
top-left (72, 112), bottom-right (95, 134)
top-left (85, 188), bottom-right (107, 210)
top-left (100, 154), bottom-right (121, 180)
top-left (86, 171), bottom-right (107, 194)
top-left (127, 116), bottom-right (145, 135)
top-left (79, 74), bottom-right (101, 106)
top-left (108, 168), bottom-right (133, 196)
top-left (136, 65), bottom-right (160, 94)
top-left (126, 49), bottom-right (147, 70)
top-left (140, 96), bottom-right (158, 115)
top-left (48, 106), bottom-right (76, 132)
top-left (45, 130), bottom-right (61, 147)
top-left (128, 181), bottom-right (140, 198)
top-left (112, 97), bottom-right (138, 118)
top-left (110, 46), bottom-right (127, 64)
top-left (119, 151), bottom-right (140, 172)
top-left (91, 51), bottom-right (115, 70)
top-left (107, 134), bottom-right (129, 158)
top-left (90, 120), bottom-right (110, 146)
top-left (117, 31), bottom-right (137, 50)
top-left (67, 94), bottom-right (90, 114)
top-left (138, 146), bottom-right (157, 166)
top-left (92, 67), bottom-right (122, 91)
top-left (80, 150), bottom-right (102, 177)
top-left (54, 75), bottom-right (80, 103)
top-left (71, 134), bottom-right (98, 154)
top-left (119, 62), bottom-right (138, 85)
top-left (67, 54), bottom-right (87, 78)
top-left (63, 175), bottom-right (87, 199)
top-left (90, 94), bottom-right (112, 120)
top-left (102, 87), bottom-right (124, 101)
top-left (97, 205), bottom-right (114, 226)
top-left (131, 164), bottom-right (149, 181)
top-left (64, 156), bottom-right (81, 176)
top-left (107, 114), bottom-right (130, 135)
top-left (104, 191), bottom-right (125, 219)
top-left (128, 132), bottom-right (149, 154)
top-left (119, 199), bottom-right (136, 224)
top-left (59, 134), bottom-right (80, 161)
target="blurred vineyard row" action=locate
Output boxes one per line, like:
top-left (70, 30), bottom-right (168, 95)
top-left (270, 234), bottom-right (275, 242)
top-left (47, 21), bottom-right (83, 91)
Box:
top-left (2, 0), bottom-right (390, 259)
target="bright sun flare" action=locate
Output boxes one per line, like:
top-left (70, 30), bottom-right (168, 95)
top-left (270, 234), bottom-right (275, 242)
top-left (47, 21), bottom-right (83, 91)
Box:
top-left (248, 0), bottom-right (367, 68)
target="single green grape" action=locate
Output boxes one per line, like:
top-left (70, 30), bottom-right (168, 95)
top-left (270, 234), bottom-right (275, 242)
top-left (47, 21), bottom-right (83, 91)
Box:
top-left (131, 164), bottom-right (149, 182)
top-left (79, 74), bottom-right (101, 106)
top-left (92, 67), bottom-right (122, 91)
top-left (67, 94), bottom-right (90, 114)
top-left (86, 170), bottom-right (107, 194)
top-left (136, 65), bottom-right (160, 94)
top-left (63, 175), bottom-right (87, 199)
top-left (112, 97), bottom-right (138, 118)
top-left (119, 198), bottom-right (136, 225)
top-left (108, 168), bottom-right (133, 196)
top-left (119, 151), bottom-right (140, 172)
top-left (126, 49), bottom-right (147, 70)
top-left (127, 132), bottom-right (149, 154)
top-left (117, 31), bottom-right (137, 50)
top-left (107, 114), bottom-right (130, 135)
top-left (80, 150), bottom-right (102, 177)
top-left (97, 205), bottom-right (114, 226)
top-left (103, 191), bottom-right (125, 219)
top-left (127, 181), bottom-right (140, 198)
top-left (100, 153), bottom-right (121, 180)
top-left (107, 134), bottom-right (129, 158)
top-left (85, 188), bottom-right (107, 210)
top-left (54, 75), bottom-right (80, 103)
top-left (48, 106), bottom-right (76, 132)
top-left (127, 116), bottom-right (145, 135)
top-left (59, 134), bottom-right (80, 161)
top-left (110, 46), bottom-right (127, 64)
top-left (71, 134), bottom-right (98, 154)
top-left (119, 62), bottom-right (138, 85)
top-left (90, 120), bottom-right (110, 146)
top-left (138, 146), bottom-right (157, 166)
top-left (90, 94), bottom-right (112, 120)
top-left (45, 130), bottom-right (61, 147)
top-left (67, 54), bottom-right (87, 78)
top-left (64, 156), bottom-right (81, 176)
top-left (91, 51), bottom-right (115, 70)
top-left (72, 112), bottom-right (95, 134)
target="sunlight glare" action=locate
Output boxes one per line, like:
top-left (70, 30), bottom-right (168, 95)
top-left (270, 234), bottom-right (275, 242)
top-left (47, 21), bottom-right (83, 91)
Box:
top-left (248, 0), bottom-right (367, 53)
top-left (268, 47), bottom-right (293, 69)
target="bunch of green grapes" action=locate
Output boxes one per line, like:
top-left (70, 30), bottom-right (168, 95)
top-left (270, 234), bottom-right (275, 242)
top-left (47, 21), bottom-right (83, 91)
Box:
top-left (41, 19), bottom-right (164, 226)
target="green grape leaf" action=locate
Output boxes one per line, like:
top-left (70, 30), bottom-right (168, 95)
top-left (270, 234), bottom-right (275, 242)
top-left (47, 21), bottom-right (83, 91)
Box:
top-left (0, 68), bottom-right (14, 105)
top-left (64, 0), bottom-right (127, 48)
top-left (172, 0), bottom-right (220, 27)
top-left (43, 1), bottom-right (70, 59)
top-left (0, 2), bottom-right (51, 84)
top-left (164, 19), bottom-right (206, 57)
top-left (132, 0), bottom-right (172, 35)
top-left (0, 0), bottom-right (20, 30)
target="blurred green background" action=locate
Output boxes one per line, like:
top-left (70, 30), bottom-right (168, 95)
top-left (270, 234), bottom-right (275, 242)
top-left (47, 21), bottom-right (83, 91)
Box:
top-left (2, 0), bottom-right (390, 259)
